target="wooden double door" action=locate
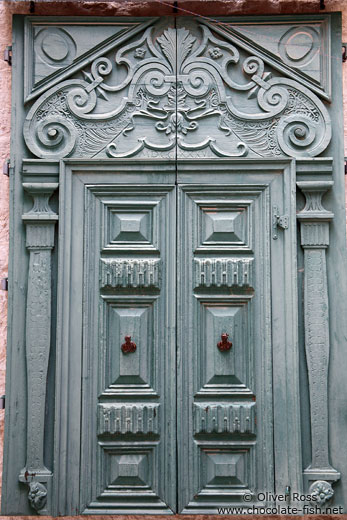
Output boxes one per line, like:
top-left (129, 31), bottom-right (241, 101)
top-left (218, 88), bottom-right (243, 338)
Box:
top-left (5, 13), bottom-right (346, 517)
top-left (56, 159), bottom-right (300, 514)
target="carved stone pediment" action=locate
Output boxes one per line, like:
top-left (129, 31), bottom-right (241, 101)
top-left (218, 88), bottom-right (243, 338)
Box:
top-left (24, 18), bottom-right (332, 160)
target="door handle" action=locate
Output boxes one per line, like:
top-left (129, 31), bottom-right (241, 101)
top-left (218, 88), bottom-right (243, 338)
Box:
top-left (121, 336), bottom-right (137, 354)
top-left (217, 333), bottom-right (232, 351)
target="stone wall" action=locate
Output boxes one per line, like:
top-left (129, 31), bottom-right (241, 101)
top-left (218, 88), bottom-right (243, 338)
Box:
top-left (0, 0), bottom-right (346, 518)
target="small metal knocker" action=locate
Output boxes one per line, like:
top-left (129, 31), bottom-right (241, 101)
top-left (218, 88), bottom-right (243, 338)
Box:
top-left (121, 335), bottom-right (137, 354)
top-left (217, 332), bottom-right (232, 351)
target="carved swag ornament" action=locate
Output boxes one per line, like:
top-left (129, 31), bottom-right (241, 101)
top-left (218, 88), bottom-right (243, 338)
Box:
top-left (24, 21), bottom-right (331, 160)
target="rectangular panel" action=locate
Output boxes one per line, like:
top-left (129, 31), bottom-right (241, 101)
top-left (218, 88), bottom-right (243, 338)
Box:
top-left (100, 258), bottom-right (161, 289)
top-left (196, 298), bottom-right (252, 396)
top-left (194, 258), bottom-right (254, 288)
top-left (193, 403), bottom-right (256, 434)
top-left (98, 404), bottom-right (160, 435)
top-left (101, 298), bottom-right (157, 395)
top-left (76, 180), bottom-right (176, 514)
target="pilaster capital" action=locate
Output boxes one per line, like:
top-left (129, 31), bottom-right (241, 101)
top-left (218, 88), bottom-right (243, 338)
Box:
top-left (22, 183), bottom-right (58, 249)
top-left (297, 181), bottom-right (333, 248)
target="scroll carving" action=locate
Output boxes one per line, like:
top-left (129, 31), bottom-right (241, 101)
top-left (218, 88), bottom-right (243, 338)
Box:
top-left (19, 183), bottom-right (58, 514)
top-left (297, 181), bottom-right (340, 499)
top-left (24, 21), bottom-right (331, 159)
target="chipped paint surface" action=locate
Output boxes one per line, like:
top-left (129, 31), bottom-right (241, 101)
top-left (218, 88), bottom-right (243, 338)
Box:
top-left (1, 0), bottom-right (347, 517)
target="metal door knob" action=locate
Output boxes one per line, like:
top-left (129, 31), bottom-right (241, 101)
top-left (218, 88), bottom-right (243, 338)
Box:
top-left (217, 332), bottom-right (232, 351)
top-left (121, 335), bottom-right (137, 354)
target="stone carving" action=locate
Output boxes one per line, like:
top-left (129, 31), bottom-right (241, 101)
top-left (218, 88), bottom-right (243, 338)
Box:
top-left (35, 27), bottom-right (77, 69)
top-left (297, 181), bottom-right (340, 496)
top-left (24, 21), bottom-right (331, 159)
top-left (309, 480), bottom-right (334, 505)
top-left (98, 403), bottom-right (160, 435)
top-left (194, 258), bottom-right (253, 288)
top-left (28, 481), bottom-right (48, 512)
top-left (100, 258), bottom-right (161, 288)
top-left (222, 20), bottom-right (330, 99)
top-left (279, 26), bottom-right (319, 69)
top-left (193, 402), bottom-right (255, 434)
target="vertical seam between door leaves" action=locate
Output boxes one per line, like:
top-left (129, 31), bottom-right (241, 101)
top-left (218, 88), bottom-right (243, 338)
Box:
top-left (174, 16), bottom-right (179, 514)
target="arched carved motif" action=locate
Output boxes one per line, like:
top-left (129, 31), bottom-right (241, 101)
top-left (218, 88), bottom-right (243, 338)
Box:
top-left (24, 21), bottom-right (331, 160)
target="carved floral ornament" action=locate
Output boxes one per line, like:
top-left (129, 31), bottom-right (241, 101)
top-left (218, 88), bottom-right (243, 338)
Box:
top-left (24, 22), bottom-right (331, 159)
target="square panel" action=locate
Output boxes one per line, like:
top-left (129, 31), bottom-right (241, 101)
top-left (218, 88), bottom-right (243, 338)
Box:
top-left (100, 199), bottom-right (161, 252)
top-left (109, 209), bottom-right (151, 244)
top-left (105, 448), bottom-right (152, 490)
top-left (202, 208), bottom-right (246, 244)
top-left (197, 443), bottom-right (255, 496)
top-left (206, 450), bottom-right (246, 487)
top-left (92, 441), bottom-right (169, 510)
top-left (196, 201), bottom-right (253, 252)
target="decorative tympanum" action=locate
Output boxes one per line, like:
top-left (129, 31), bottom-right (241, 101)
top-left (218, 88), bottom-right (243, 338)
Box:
top-left (24, 21), bottom-right (331, 160)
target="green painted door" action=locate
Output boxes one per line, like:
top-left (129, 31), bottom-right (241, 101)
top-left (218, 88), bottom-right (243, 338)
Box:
top-left (3, 13), bottom-right (346, 516)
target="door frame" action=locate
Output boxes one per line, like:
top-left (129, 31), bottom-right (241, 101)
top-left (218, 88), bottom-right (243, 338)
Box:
top-left (52, 157), bottom-right (301, 515)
